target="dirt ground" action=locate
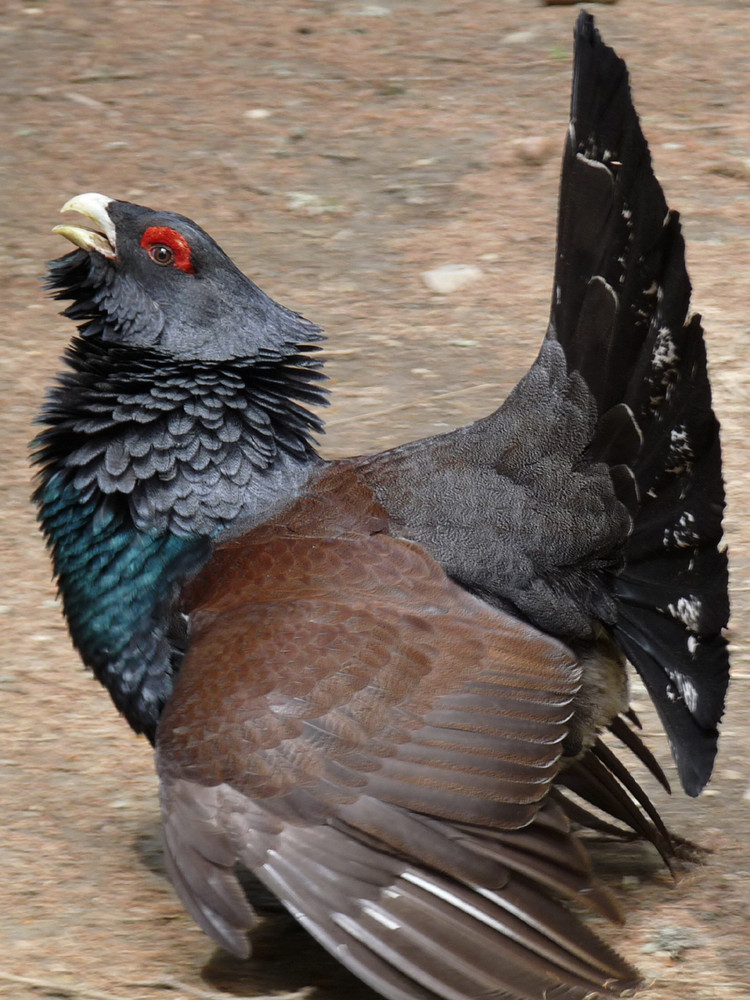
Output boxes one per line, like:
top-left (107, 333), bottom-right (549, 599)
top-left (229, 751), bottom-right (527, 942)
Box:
top-left (2, 1), bottom-right (749, 999)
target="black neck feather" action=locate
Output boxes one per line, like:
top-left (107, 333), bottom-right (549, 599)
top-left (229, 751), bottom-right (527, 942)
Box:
top-left (34, 334), bottom-right (328, 537)
top-left (32, 333), bottom-right (328, 739)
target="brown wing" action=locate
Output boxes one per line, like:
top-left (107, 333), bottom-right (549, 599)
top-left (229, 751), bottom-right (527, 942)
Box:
top-left (156, 479), bottom-right (638, 999)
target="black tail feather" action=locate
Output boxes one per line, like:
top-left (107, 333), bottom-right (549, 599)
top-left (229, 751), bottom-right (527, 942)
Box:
top-left (591, 738), bottom-right (673, 848)
top-left (609, 713), bottom-right (671, 794)
top-left (554, 714), bottom-right (706, 865)
top-left (612, 307), bottom-right (728, 795)
top-left (552, 13), bottom-right (729, 794)
top-left (558, 747), bottom-right (675, 865)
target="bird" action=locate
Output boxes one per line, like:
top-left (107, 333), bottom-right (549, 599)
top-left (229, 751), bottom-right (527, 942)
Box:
top-left (33, 12), bottom-right (729, 1000)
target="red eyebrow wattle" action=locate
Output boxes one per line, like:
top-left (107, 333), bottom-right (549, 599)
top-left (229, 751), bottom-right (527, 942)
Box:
top-left (141, 226), bottom-right (195, 274)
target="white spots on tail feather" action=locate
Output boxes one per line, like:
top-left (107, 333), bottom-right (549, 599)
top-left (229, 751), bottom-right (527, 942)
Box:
top-left (670, 425), bottom-right (690, 448)
top-left (653, 325), bottom-right (678, 371)
top-left (615, 202), bottom-right (635, 287)
top-left (666, 425), bottom-right (695, 478)
top-left (666, 594), bottom-right (702, 632)
top-left (688, 635), bottom-right (699, 657)
top-left (678, 676), bottom-right (700, 714)
top-left (649, 324), bottom-right (680, 413)
top-left (663, 510), bottom-right (698, 549)
top-left (663, 673), bottom-right (702, 713)
top-left (667, 672), bottom-right (700, 714)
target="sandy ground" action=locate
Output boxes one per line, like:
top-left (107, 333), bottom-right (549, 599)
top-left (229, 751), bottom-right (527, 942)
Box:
top-left (2, 2), bottom-right (749, 999)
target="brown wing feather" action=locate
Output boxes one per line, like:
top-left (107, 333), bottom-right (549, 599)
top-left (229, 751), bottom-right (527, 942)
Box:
top-left (163, 494), bottom-right (580, 824)
top-left (160, 777), bottom-right (637, 998)
top-left (157, 480), bottom-right (639, 998)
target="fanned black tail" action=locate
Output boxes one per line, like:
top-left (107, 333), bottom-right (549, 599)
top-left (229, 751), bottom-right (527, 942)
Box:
top-left (549, 12), bottom-right (729, 795)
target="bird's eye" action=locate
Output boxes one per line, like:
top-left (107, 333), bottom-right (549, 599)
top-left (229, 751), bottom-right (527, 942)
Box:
top-left (149, 244), bottom-right (174, 266)
top-left (140, 226), bottom-right (195, 274)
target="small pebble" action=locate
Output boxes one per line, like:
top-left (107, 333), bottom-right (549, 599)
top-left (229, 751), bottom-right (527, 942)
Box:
top-left (641, 926), bottom-right (698, 958)
top-left (352, 5), bottom-right (391, 15)
top-left (514, 137), bottom-right (555, 166)
top-left (503, 30), bottom-right (536, 45)
top-left (710, 158), bottom-right (750, 181)
top-left (286, 191), bottom-right (342, 215)
top-left (422, 264), bottom-right (483, 295)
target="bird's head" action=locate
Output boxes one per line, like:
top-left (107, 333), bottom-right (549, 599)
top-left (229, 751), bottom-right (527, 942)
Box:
top-left (49, 192), bottom-right (323, 361)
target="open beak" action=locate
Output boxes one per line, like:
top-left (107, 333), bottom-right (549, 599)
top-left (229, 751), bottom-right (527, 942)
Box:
top-left (53, 192), bottom-right (117, 258)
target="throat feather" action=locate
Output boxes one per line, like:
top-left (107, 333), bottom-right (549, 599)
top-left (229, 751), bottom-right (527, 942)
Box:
top-left (34, 336), bottom-right (326, 534)
top-left (32, 335), bottom-right (326, 738)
